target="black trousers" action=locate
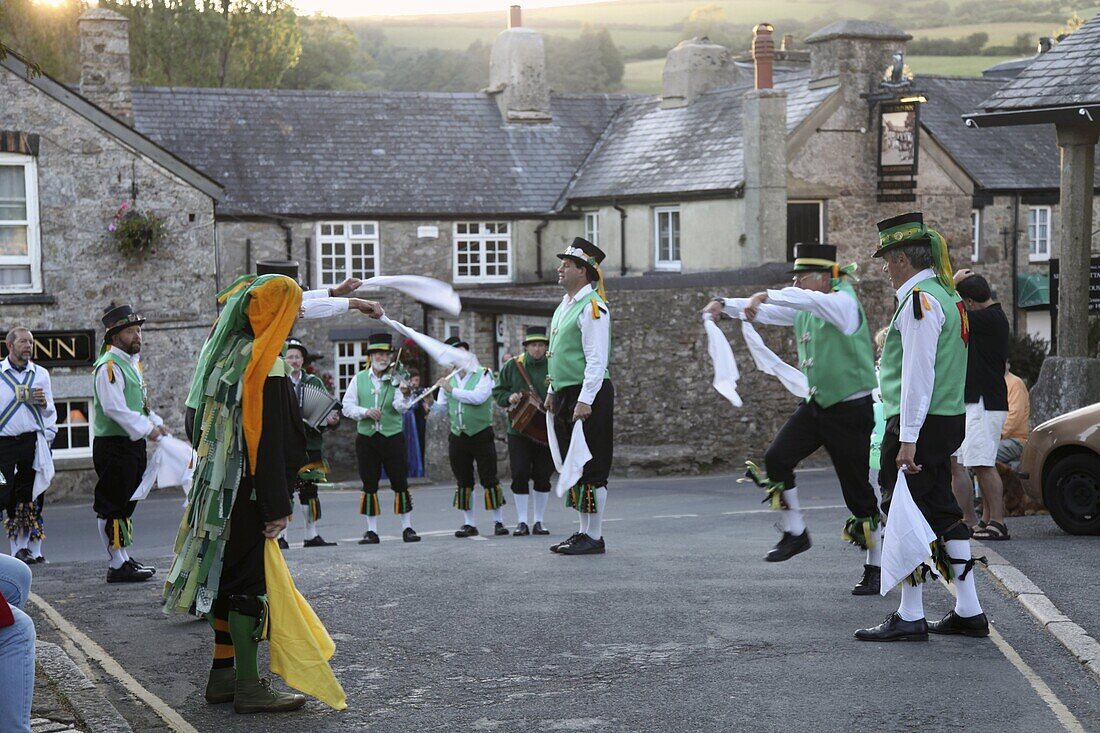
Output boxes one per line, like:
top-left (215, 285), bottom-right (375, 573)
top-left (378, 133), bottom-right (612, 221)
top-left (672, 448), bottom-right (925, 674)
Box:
top-left (449, 427), bottom-right (498, 488)
top-left (507, 432), bottom-right (554, 494)
top-left (0, 432), bottom-right (37, 513)
top-left (92, 436), bottom-right (146, 520)
top-left (356, 432), bottom-right (408, 493)
top-left (219, 476), bottom-right (267, 597)
top-left (880, 413), bottom-right (969, 541)
top-left (552, 380), bottom-right (614, 487)
top-left (764, 396), bottom-right (878, 519)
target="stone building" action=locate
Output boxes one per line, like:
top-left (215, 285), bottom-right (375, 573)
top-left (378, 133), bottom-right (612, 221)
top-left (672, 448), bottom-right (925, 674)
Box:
top-left (4, 7), bottom-right (1097, 489)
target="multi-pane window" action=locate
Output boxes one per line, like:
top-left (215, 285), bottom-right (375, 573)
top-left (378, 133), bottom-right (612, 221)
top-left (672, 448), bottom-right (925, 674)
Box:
top-left (1028, 206), bottom-right (1051, 261)
top-left (787, 201), bottom-right (824, 261)
top-left (970, 209), bottom-right (980, 262)
top-left (584, 211), bottom-right (600, 247)
top-left (333, 340), bottom-right (371, 395)
top-left (315, 221), bottom-right (379, 287)
top-left (654, 206), bottom-right (680, 270)
top-left (0, 155), bottom-right (41, 292)
top-left (53, 399), bottom-right (92, 458)
top-left (453, 222), bottom-right (511, 282)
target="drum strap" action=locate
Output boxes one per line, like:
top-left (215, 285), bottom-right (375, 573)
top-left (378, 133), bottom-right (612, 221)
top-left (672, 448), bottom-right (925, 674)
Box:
top-left (514, 358), bottom-right (538, 395)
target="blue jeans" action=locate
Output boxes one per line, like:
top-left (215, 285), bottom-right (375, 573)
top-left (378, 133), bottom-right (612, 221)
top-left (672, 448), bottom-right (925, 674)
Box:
top-left (0, 552), bottom-right (34, 733)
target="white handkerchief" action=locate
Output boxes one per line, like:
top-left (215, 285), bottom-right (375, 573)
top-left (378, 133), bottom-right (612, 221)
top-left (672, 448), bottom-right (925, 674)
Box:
top-left (381, 316), bottom-right (480, 373)
top-left (741, 321), bottom-right (809, 398)
top-left (132, 436), bottom-right (197, 501)
top-left (546, 408), bottom-right (563, 472)
top-left (360, 275), bottom-right (461, 316)
top-left (554, 421), bottom-right (592, 498)
top-left (703, 315), bottom-right (742, 407)
top-left (31, 431), bottom-right (54, 500)
top-left (880, 469), bottom-right (937, 595)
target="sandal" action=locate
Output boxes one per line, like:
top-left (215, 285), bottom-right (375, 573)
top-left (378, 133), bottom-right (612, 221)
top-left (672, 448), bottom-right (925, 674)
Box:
top-left (972, 520), bottom-right (1009, 541)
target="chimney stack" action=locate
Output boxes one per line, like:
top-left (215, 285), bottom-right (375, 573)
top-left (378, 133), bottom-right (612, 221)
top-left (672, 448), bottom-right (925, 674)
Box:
top-left (509, 5), bottom-right (522, 29)
top-left (79, 7), bottom-right (132, 125)
top-left (1038, 37), bottom-right (1053, 53)
top-left (781, 34), bottom-right (795, 52)
top-left (752, 23), bottom-right (775, 90)
top-left (488, 6), bottom-right (551, 123)
top-left (660, 37), bottom-right (738, 109)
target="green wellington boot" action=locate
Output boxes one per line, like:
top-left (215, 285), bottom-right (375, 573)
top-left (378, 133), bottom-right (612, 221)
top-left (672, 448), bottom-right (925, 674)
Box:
top-left (204, 668), bottom-right (236, 704)
top-left (233, 678), bottom-right (307, 714)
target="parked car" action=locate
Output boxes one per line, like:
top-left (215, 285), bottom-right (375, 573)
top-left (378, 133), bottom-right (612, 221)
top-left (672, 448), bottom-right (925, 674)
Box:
top-left (1019, 402), bottom-right (1100, 535)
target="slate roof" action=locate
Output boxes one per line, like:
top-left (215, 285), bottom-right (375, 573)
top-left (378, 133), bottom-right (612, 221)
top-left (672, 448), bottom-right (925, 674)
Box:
top-left (131, 88), bottom-right (626, 217)
top-left (977, 13), bottom-right (1100, 112)
top-left (918, 75), bottom-right (1093, 190)
top-left (563, 71), bottom-right (838, 202)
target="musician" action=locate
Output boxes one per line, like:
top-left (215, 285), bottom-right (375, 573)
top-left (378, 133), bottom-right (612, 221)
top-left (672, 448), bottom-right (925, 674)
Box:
top-left (545, 238), bottom-right (613, 556)
top-left (341, 333), bottom-right (419, 544)
top-left (432, 337), bottom-right (508, 538)
top-left (492, 326), bottom-right (553, 536)
top-left (283, 339), bottom-right (339, 548)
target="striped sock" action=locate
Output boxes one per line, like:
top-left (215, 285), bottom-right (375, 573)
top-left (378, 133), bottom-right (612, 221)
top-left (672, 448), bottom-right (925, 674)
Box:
top-left (212, 617), bottom-right (234, 670)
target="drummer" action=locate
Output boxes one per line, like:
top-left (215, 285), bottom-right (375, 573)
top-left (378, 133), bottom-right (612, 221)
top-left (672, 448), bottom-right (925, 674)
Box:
top-left (492, 326), bottom-right (553, 536)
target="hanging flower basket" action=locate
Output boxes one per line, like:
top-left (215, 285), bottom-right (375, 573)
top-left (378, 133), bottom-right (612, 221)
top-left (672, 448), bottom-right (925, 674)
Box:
top-left (107, 201), bottom-right (168, 258)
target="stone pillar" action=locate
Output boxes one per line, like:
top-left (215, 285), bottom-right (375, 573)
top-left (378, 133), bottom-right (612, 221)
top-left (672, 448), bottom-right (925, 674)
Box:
top-left (742, 89), bottom-right (788, 264)
top-left (1053, 122), bottom-right (1099, 357)
top-left (660, 37), bottom-right (738, 109)
top-left (79, 8), bottom-right (132, 125)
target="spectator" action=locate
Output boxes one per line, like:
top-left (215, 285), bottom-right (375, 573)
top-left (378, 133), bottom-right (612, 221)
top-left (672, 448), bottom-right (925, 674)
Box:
top-left (998, 364), bottom-right (1030, 467)
top-left (0, 551), bottom-right (35, 733)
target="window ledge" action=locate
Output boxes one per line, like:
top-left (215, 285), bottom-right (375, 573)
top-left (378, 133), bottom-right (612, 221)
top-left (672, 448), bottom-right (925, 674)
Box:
top-left (1028, 255), bottom-right (1051, 263)
top-left (0, 293), bottom-right (57, 306)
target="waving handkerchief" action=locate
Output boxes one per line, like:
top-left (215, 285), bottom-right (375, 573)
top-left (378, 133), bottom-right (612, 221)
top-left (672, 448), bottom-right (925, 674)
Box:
top-left (741, 321), bottom-right (809, 399)
top-left (359, 275), bottom-right (461, 316)
top-left (880, 469), bottom-right (937, 595)
top-left (703, 314), bottom-right (742, 407)
top-left (132, 435), bottom-right (197, 501)
top-left (380, 316), bottom-right (480, 373)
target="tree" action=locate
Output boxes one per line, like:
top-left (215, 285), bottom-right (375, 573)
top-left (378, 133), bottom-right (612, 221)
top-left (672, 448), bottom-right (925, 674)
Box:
top-left (545, 26), bottom-right (624, 93)
top-left (0, 0), bottom-right (84, 82)
top-left (225, 0), bottom-right (300, 88)
top-left (280, 14), bottom-right (373, 90)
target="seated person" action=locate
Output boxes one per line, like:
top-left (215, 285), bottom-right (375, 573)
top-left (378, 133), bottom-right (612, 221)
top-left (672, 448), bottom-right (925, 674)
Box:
top-left (0, 551), bottom-right (35, 733)
top-left (998, 364), bottom-right (1030, 468)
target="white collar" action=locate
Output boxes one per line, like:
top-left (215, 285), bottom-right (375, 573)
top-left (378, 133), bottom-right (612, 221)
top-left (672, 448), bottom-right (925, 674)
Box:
top-left (895, 268), bottom-right (936, 300)
top-left (0, 357), bottom-right (35, 374)
top-left (563, 283), bottom-right (594, 305)
top-left (107, 345), bottom-right (138, 366)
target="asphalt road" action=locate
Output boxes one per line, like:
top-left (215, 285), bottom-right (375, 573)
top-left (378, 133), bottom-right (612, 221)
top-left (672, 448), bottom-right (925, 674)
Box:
top-left (20, 470), bottom-right (1100, 732)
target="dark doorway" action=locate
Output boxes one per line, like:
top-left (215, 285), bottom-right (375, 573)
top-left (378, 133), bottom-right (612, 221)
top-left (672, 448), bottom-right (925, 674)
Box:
top-left (787, 202), bottom-right (823, 261)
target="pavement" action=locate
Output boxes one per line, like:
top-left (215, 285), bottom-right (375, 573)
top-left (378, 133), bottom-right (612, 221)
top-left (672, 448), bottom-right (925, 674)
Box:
top-left (14, 470), bottom-right (1100, 732)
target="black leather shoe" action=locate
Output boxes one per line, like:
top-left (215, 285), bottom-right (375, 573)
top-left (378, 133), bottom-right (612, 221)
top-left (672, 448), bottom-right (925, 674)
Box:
top-left (455, 525), bottom-right (479, 538)
top-left (107, 562), bottom-right (155, 583)
top-left (14, 548), bottom-right (34, 566)
top-left (852, 564), bottom-right (881, 596)
top-left (277, 537), bottom-right (290, 550)
top-left (854, 612), bottom-right (929, 642)
top-left (358, 531), bottom-right (380, 545)
top-left (550, 532), bottom-right (582, 553)
top-left (126, 558), bottom-right (156, 575)
top-left (494, 522), bottom-right (510, 536)
top-left (928, 610), bottom-right (989, 638)
top-left (558, 534), bottom-right (605, 555)
top-left (403, 528), bottom-right (421, 543)
top-left (33, 555), bottom-right (46, 564)
top-left (532, 521), bottom-right (549, 535)
top-left (303, 536), bottom-right (337, 547)
top-left (765, 530), bottom-right (811, 562)
top-left (513, 522), bottom-right (530, 536)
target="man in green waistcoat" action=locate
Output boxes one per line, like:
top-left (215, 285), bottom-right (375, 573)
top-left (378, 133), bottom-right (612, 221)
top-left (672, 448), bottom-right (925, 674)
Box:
top-left (92, 304), bottom-right (164, 583)
top-left (855, 211), bottom-right (988, 642)
top-left (432, 336), bottom-right (508, 538)
top-left (705, 243), bottom-right (883, 595)
top-left (493, 325), bottom-right (553, 536)
top-left (341, 333), bottom-right (419, 544)
top-left (545, 238), bottom-right (613, 556)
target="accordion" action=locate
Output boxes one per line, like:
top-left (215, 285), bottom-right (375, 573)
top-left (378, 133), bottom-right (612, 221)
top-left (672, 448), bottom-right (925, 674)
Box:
top-left (300, 381), bottom-right (341, 431)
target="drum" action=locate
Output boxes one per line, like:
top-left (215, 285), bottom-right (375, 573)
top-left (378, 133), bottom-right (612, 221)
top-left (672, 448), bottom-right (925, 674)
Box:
top-left (300, 381), bottom-right (341, 431)
top-left (509, 391), bottom-right (548, 446)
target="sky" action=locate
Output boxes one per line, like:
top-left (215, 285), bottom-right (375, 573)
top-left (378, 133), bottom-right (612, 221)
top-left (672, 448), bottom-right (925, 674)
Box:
top-left (291, 0), bottom-right (608, 18)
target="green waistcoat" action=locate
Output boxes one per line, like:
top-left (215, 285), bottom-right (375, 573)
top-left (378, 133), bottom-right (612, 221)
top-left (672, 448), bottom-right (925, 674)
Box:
top-left (548, 291), bottom-right (610, 391)
top-left (355, 369), bottom-right (404, 437)
top-left (92, 351), bottom-right (148, 438)
top-left (880, 276), bottom-right (967, 421)
top-left (793, 280), bottom-right (878, 408)
top-left (492, 354), bottom-right (549, 436)
top-left (447, 368), bottom-right (493, 436)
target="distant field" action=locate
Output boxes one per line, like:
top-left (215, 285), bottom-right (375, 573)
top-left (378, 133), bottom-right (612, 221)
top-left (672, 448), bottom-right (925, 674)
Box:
top-left (912, 21), bottom-right (1069, 44)
top-left (621, 57), bottom-right (665, 93)
top-left (373, 23), bottom-right (680, 52)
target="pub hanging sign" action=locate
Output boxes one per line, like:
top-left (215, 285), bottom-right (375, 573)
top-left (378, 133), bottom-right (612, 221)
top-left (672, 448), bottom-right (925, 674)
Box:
top-left (0, 330), bottom-right (97, 367)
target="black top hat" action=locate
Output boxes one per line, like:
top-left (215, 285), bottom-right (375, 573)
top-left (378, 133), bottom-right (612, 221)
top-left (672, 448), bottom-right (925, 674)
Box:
top-left (101, 303), bottom-right (145, 337)
top-left (285, 338), bottom-right (309, 359)
top-left (444, 335), bottom-right (470, 351)
top-left (366, 333), bottom-right (393, 353)
top-left (256, 260), bottom-right (301, 280)
top-left (522, 326), bottom-right (549, 344)
top-left (874, 212), bottom-right (931, 257)
top-left (557, 237), bottom-right (606, 280)
top-left (789, 243), bottom-right (838, 273)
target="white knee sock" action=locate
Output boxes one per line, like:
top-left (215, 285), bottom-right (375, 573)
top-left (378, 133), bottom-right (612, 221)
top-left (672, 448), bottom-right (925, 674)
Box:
top-left (277, 527), bottom-right (287, 541)
top-left (947, 539), bottom-right (983, 617)
top-left (28, 538), bottom-right (42, 558)
top-left (533, 491), bottom-right (549, 523)
top-left (303, 517), bottom-right (318, 541)
top-left (587, 487), bottom-right (607, 540)
top-left (119, 546), bottom-right (131, 563)
top-left (8, 538), bottom-right (18, 555)
top-left (897, 581), bottom-right (925, 622)
top-left (462, 509), bottom-right (476, 527)
top-left (366, 515), bottom-right (378, 533)
top-left (400, 511), bottom-right (412, 530)
top-left (513, 493), bottom-right (529, 525)
top-left (866, 526), bottom-right (883, 566)
top-left (782, 488), bottom-right (805, 535)
top-left (492, 506), bottom-right (504, 524)
top-left (96, 519), bottom-right (113, 562)
top-left (578, 509), bottom-right (589, 535)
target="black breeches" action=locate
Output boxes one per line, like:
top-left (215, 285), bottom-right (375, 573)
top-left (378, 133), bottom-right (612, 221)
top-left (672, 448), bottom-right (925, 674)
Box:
top-left (92, 436), bottom-right (146, 520)
top-left (356, 432), bottom-right (408, 493)
top-left (507, 432), bottom-right (553, 494)
top-left (449, 427), bottom-right (498, 488)
top-left (552, 381), bottom-right (614, 487)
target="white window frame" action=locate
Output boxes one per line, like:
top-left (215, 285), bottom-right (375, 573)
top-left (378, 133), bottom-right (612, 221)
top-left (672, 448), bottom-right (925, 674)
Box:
top-left (0, 153), bottom-right (42, 293)
top-left (52, 398), bottom-right (92, 459)
top-left (584, 211), bottom-right (600, 248)
top-left (1028, 206), bottom-right (1051, 262)
top-left (453, 221), bottom-right (512, 283)
top-left (313, 220), bottom-right (380, 288)
top-left (443, 319), bottom-right (461, 341)
top-left (333, 340), bottom-right (371, 396)
top-left (654, 206), bottom-right (681, 272)
top-left (970, 209), bottom-right (980, 263)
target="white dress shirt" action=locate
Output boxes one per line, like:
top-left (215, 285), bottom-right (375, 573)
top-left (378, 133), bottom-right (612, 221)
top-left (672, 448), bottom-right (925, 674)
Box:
top-left (300, 288), bottom-right (351, 320)
top-left (0, 358), bottom-right (57, 441)
top-left (94, 346), bottom-right (164, 441)
top-left (432, 369), bottom-right (494, 410)
top-left (548, 283), bottom-right (611, 405)
top-left (892, 268), bottom-right (945, 443)
top-left (341, 368), bottom-right (411, 427)
top-left (721, 286), bottom-right (861, 335)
